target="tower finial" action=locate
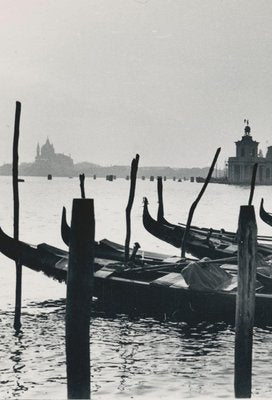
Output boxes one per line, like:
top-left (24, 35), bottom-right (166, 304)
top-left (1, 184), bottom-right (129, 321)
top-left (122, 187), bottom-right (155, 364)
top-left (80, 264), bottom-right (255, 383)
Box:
top-left (244, 119), bottom-right (251, 135)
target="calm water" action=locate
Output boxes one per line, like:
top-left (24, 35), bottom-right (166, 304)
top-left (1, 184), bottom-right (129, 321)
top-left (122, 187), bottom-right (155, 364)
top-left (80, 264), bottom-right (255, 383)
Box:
top-left (0, 176), bottom-right (272, 399)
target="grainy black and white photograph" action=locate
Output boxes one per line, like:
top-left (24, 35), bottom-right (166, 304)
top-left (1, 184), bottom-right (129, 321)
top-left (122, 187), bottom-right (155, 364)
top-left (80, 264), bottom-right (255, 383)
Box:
top-left (1, 1), bottom-right (272, 399)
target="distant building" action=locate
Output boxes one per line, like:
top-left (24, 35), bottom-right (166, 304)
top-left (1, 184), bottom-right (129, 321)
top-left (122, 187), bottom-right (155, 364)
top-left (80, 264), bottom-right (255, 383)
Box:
top-left (30, 138), bottom-right (74, 176)
top-left (228, 121), bottom-right (272, 185)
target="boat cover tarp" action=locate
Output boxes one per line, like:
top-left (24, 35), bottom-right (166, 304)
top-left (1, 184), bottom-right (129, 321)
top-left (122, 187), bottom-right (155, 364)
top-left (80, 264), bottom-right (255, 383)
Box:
top-left (181, 258), bottom-right (232, 291)
top-left (181, 254), bottom-right (272, 291)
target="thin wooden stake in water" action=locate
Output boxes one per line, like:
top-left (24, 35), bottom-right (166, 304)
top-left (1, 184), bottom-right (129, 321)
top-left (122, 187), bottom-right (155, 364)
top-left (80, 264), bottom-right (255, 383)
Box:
top-left (248, 163), bottom-right (258, 206)
top-left (234, 205), bottom-right (257, 398)
top-left (79, 174), bottom-right (86, 199)
top-left (181, 147), bottom-right (221, 258)
top-left (13, 101), bottom-right (22, 332)
top-left (157, 176), bottom-right (164, 222)
top-left (66, 198), bottom-right (94, 399)
top-left (125, 154), bottom-right (139, 262)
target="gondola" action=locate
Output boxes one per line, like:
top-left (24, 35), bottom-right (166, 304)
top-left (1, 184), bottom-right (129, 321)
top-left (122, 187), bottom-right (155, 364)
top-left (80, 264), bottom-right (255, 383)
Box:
top-left (61, 207), bottom-right (173, 264)
top-left (260, 198), bottom-right (272, 227)
top-left (142, 197), bottom-right (272, 259)
top-left (1, 226), bottom-right (272, 325)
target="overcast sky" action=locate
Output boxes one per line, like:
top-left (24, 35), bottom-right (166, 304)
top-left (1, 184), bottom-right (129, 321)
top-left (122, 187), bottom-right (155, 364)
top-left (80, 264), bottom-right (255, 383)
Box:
top-left (0, 0), bottom-right (272, 167)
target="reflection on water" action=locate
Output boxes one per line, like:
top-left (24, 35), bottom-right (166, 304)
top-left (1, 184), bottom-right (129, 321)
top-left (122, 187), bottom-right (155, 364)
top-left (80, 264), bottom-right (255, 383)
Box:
top-left (1, 177), bottom-right (272, 398)
top-left (1, 298), bottom-right (272, 399)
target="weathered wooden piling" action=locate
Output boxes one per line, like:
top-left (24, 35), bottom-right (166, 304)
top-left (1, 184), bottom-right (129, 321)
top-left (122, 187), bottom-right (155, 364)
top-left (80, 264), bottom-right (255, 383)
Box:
top-left (163, 176), bottom-right (166, 181)
top-left (157, 176), bottom-right (164, 223)
top-left (150, 175), bottom-right (154, 182)
top-left (234, 205), bottom-right (257, 398)
top-left (124, 154), bottom-right (139, 262)
top-left (126, 175), bottom-right (129, 180)
top-left (142, 176), bottom-right (145, 180)
top-left (248, 163), bottom-right (258, 206)
top-left (93, 174), bottom-right (96, 180)
top-left (190, 176), bottom-right (194, 182)
top-left (181, 148), bottom-right (221, 258)
top-left (173, 177), bottom-right (176, 181)
top-left (79, 174), bottom-right (85, 199)
top-left (47, 174), bottom-right (52, 180)
top-left (65, 198), bottom-right (94, 399)
top-left (13, 101), bottom-right (22, 332)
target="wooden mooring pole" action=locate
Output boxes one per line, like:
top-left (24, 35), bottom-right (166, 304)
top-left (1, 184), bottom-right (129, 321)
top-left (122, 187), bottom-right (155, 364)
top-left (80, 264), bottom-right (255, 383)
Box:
top-left (157, 176), bottom-right (164, 223)
top-left (234, 205), bottom-right (257, 398)
top-left (248, 163), bottom-right (258, 206)
top-left (124, 154), bottom-right (139, 262)
top-left (181, 147), bottom-right (221, 258)
top-left (79, 174), bottom-right (86, 199)
top-left (65, 198), bottom-right (94, 399)
top-left (13, 101), bottom-right (22, 332)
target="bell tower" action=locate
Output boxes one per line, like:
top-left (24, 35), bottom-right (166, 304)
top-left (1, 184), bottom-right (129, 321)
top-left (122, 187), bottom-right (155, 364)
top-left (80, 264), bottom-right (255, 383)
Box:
top-left (235, 120), bottom-right (259, 158)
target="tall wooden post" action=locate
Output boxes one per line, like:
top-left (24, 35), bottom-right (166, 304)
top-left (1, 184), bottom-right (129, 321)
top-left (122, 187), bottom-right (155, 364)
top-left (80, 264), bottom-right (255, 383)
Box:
top-left (181, 147), bottom-right (221, 257)
top-left (157, 176), bottom-right (164, 222)
top-left (79, 174), bottom-right (86, 199)
top-left (65, 198), bottom-right (94, 399)
top-left (124, 154), bottom-right (139, 262)
top-left (248, 163), bottom-right (258, 206)
top-left (234, 205), bottom-right (257, 398)
top-left (13, 101), bottom-right (22, 332)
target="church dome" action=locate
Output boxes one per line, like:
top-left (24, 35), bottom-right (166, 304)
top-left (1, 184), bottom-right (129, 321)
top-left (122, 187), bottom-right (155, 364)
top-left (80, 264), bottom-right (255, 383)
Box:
top-left (40, 138), bottom-right (55, 158)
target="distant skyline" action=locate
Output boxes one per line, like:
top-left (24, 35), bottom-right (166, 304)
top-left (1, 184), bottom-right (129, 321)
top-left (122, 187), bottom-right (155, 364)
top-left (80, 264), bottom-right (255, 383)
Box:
top-left (1, 1), bottom-right (272, 168)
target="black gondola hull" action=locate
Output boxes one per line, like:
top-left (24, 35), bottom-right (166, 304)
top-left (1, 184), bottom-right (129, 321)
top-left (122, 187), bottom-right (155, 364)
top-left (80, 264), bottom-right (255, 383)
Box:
top-left (142, 198), bottom-right (272, 259)
top-left (1, 226), bottom-right (272, 326)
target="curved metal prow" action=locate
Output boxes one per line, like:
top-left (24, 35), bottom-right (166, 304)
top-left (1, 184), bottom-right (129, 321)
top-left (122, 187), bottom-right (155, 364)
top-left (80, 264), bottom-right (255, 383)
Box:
top-left (260, 198), bottom-right (272, 227)
top-left (61, 206), bottom-right (70, 246)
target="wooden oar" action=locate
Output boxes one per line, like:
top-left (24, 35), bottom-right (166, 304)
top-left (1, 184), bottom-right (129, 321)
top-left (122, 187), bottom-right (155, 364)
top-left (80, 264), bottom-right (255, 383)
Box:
top-left (178, 222), bottom-right (272, 242)
top-left (178, 221), bottom-right (235, 236)
top-left (126, 255), bottom-right (238, 273)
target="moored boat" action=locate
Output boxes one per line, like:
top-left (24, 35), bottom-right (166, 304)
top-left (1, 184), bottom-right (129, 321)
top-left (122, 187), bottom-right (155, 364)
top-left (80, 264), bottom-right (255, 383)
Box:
top-left (142, 197), bottom-right (272, 259)
top-left (1, 226), bottom-right (272, 325)
top-left (61, 206), bottom-right (171, 263)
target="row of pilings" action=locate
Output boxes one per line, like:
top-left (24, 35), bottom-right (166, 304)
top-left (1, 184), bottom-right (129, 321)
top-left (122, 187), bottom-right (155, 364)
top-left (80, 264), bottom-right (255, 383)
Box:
top-left (45, 175), bottom-right (195, 181)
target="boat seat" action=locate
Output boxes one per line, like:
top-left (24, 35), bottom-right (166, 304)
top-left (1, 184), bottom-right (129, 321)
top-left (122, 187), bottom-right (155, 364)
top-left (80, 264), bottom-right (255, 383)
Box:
top-left (221, 244), bottom-right (238, 254)
top-left (94, 268), bottom-right (116, 278)
top-left (55, 258), bottom-right (68, 271)
top-left (94, 262), bottom-right (125, 278)
top-left (151, 272), bottom-right (188, 288)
